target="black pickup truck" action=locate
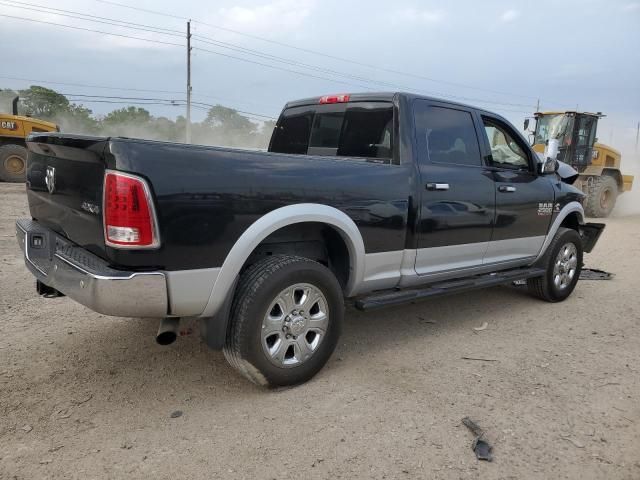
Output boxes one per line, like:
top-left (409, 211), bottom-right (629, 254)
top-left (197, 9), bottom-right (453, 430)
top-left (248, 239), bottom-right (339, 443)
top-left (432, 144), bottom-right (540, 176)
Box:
top-left (16, 92), bottom-right (604, 387)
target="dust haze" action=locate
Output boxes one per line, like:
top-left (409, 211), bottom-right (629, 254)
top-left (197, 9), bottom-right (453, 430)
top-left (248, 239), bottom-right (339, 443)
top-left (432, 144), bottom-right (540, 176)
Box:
top-left (611, 137), bottom-right (640, 217)
top-left (50, 112), bottom-right (275, 151)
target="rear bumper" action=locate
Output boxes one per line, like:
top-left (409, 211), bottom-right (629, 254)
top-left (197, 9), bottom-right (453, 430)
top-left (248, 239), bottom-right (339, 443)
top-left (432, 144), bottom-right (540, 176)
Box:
top-left (16, 218), bottom-right (168, 318)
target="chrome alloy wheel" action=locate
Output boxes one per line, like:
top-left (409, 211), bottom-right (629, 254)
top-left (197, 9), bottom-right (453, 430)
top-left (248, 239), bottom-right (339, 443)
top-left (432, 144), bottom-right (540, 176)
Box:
top-left (261, 283), bottom-right (329, 368)
top-left (553, 242), bottom-right (578, 290)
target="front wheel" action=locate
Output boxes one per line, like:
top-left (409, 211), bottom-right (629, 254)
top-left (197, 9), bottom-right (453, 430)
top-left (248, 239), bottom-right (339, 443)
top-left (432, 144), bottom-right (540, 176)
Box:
top-left (223, 255), bottom-right (344, 387)
top-left (527, 227), bottom-right (583, 302)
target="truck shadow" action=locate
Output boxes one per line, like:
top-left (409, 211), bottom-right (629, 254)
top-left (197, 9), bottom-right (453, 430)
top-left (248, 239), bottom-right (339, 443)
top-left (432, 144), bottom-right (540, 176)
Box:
top-left (35, 284), bottom-right (540, 398)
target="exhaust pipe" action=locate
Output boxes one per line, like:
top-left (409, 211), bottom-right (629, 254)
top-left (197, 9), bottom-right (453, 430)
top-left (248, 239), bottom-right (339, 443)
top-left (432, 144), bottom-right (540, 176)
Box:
top-left (156, 317), bottom-right (180, 345)
top-left (12, 96), bottom-right (19, 116)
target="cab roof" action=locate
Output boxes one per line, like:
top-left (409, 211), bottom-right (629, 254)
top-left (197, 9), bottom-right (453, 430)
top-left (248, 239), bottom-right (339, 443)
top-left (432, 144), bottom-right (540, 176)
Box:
top-left (283, 92), bottom-right (502, 117)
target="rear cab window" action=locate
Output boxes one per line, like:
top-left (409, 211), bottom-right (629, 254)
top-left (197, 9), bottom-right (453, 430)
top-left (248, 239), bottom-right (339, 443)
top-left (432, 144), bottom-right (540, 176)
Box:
top-left (269, 101), bottom-right (395, 164)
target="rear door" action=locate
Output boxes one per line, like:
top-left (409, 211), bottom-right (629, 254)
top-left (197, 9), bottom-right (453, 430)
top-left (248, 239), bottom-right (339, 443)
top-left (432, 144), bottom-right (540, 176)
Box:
top-left (413, 100), bottom-right (495, 275)
top-left (477, 114), bottom-right (555, 263)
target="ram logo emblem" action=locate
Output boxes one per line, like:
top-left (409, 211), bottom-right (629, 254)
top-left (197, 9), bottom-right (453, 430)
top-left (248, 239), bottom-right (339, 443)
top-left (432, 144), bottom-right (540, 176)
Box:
top-left (45, 166), bottom-right (56, 194)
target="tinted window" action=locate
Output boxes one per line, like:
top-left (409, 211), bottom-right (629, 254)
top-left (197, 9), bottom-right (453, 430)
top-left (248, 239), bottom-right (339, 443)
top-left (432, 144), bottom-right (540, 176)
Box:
top-left (482, 119), bottom-right (529, 169)
top-left (337, 107), bottom-right (393, 159)
top-left (414, 103), bottom-right (482, 166)
top-left (309, 113), bottom-right (342, 152)
top-left (576, 116), bottom-right (597, 147)
top-left (270, 111), bottom-right (313, 154)
top-left (270, 102), bottom-right (393, 161)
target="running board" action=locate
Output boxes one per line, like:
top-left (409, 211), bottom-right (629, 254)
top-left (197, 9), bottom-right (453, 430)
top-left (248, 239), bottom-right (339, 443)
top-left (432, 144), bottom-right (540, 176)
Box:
top-left (354, 267), bottom-right (546, 311)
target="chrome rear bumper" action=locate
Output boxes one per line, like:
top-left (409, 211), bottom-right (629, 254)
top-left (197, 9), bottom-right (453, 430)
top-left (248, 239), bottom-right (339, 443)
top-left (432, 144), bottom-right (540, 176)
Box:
top-left (16, 218), bottom-right (168, 318)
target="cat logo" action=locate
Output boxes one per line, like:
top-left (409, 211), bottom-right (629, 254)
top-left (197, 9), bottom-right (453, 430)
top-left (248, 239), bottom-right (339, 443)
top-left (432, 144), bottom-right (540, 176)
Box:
top-left (1, 120), bottom-right (17, 130)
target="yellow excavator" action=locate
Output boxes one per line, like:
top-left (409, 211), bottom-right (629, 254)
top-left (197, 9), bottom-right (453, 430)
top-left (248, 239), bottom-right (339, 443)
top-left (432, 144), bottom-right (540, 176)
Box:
top-left (527, 111), bottom-right (634, 217)
top-left (0, 96), bottom-right (58, 182)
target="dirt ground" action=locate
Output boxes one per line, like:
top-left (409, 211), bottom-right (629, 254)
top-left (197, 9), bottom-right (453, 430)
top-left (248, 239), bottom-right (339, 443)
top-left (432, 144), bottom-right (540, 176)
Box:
top-left (1, 182), bottom-right (639, 480)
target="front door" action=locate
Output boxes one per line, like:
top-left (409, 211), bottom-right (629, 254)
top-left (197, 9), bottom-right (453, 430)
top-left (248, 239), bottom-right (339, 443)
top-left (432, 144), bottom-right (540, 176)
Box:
top-left (413, 100), bottom-right (496, 276)
top-left (478, 114), bottom-right (555, 264)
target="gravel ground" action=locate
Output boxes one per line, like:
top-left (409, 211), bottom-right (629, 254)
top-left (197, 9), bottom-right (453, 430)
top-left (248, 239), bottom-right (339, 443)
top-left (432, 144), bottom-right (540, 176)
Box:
top-left (1, 182), bottom-right (639, 479)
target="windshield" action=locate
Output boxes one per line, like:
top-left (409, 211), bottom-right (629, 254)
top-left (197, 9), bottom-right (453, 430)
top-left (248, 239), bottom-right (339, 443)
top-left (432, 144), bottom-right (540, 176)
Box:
top-left (534, 114), bottom-right (574, 145)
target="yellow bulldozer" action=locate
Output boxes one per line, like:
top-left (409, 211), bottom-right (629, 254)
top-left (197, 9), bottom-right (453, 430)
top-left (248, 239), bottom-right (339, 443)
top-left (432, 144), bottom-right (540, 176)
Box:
top-left (0, 96), bottom-right (58, 182)
top-left (527, 111), bottom-right (634, 217)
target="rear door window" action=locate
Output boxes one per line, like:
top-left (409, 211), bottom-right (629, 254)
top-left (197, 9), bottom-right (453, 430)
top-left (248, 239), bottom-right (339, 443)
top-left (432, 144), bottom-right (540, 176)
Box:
top-left (269, 102), bottom-right (394, 163)
top-left (413, 103), bottom-right (482, 167)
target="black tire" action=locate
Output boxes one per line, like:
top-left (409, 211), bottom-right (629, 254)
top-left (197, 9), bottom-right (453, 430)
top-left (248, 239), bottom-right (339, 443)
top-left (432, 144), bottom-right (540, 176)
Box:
top-left (223, 255), bottom-right (344, 387)
top-left (527, 227), bottom-right (583, 302)
top-left (584, 175), bottom-right (618, 217)
top-left (0, 144), bottom-right (27, 183)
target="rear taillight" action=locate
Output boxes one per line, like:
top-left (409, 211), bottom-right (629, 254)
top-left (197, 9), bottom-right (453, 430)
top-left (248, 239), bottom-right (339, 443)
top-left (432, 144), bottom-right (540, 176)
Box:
top-left (319, 94), bottom-right (350, 104)
top-left (103, 171), bottom-right (160, 249)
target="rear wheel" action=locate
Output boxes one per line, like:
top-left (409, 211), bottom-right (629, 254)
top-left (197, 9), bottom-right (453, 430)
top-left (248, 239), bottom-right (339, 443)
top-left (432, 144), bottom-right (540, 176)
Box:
top-left (0, 144), bottom-right (27, 183)
top-left (585, 175), bottom-right (618, 217)
top-left (223, 255), bottom-right (344, 387)
top-left (527, 227), bottom-right (583, 302)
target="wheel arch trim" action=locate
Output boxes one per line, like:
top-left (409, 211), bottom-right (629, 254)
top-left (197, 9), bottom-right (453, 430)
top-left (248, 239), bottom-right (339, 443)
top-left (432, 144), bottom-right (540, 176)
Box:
top-left (534, 201), bottom-right (584, 262)
top-left (200, 203), bottom-right (366, 318)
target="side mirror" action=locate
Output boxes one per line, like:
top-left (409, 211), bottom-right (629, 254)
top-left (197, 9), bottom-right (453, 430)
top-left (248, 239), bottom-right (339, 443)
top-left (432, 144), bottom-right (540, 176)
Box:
top-left (538, 157), bottom-right (559, 175)
top-left (523, 118), bottom-right (530, 131)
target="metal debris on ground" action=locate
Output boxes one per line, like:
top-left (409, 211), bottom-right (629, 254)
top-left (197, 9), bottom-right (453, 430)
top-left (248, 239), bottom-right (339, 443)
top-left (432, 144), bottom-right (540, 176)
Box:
top-left (473, 322), bottom-right (489, 332)
top-left (461, 356), bottom-right (499, 362)
top-left (579, 268), bottom-right (614, 280)
top-left (170, 410), bottom-right (183, 418)
top-left (512, 268), bottom-right (614, 286)
top-left (462, 417), bottom-right (493, 462)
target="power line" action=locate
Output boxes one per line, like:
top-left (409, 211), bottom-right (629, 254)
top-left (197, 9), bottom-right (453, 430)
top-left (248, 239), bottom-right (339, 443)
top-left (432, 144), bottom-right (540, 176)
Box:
top-left (61, 93), bottom-right (277, 119)
top-left (64, 98), bottom-right (273, 122)
top-left (60, 93), bottom-right (183, 102)
top-left (194, 46), bottom-right (535, 114)
top-left (193, 46), bottom-right (375, 91)
top-left (91, 0), bottom-right (542, 102)
top-left (0, 0), bottom-right (184, 37)
top-left (66, 98), bottom-right (181, 106)
top-left (0, 10), bottom-right (537, 114)
top-left (2, 1), bottom-right (539, 109)
top-left (193, 37), bottom-right (536, 109)
top-left (0, 75), bottom-right (282, 112)
top-left (0, 13), bottom-right (184, 47)
top-left (0, 75), bottom-right (184, 94)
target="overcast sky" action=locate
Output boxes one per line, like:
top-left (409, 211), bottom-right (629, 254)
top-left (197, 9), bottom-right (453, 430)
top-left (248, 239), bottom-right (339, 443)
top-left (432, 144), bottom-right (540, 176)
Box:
top-left (2, 0), bottom-right (639, 147)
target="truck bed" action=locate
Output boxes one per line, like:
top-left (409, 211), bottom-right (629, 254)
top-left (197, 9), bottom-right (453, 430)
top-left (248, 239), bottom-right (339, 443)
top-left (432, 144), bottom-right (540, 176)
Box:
top-left (25, 133), bottom-right (410, 271)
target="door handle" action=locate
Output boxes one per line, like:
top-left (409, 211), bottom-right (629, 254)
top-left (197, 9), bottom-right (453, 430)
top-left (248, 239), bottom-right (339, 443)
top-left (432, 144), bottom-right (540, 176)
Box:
top-left (426, 183), bottom-right (450, 191)
top-left (498, 185), bottom-right (516, 193)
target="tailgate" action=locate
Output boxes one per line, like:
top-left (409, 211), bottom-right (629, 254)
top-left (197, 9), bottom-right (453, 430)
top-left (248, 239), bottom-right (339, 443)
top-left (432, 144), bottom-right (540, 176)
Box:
top-left (26, 134), bottom-right (109, 258)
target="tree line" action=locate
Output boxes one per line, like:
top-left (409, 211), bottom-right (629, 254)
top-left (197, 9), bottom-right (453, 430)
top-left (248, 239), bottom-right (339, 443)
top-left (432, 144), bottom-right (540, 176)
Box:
top-left (0, 86), bottom-right (276, 148)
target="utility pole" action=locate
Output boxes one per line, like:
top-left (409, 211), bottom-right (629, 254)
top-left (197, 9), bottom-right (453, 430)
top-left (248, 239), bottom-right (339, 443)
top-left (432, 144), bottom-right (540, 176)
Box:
top-left (186, 20), bottom-right (192, 144)
top-left (536, 98), bottom-right (540, 112)
top-left (635, 121), bottom-right (639, 153)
